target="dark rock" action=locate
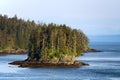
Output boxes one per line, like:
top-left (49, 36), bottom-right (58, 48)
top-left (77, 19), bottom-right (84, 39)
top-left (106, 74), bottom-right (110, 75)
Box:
top-left (9, 60), bottom-right (89, 68)
top-left (85, 48), bottom-right (102, 53)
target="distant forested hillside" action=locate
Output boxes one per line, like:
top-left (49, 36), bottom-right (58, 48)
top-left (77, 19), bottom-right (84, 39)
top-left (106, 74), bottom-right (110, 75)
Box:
top-left (0, 15), bottom-right (35, 50)
top-left (0, 14), bottom-right (89, 59)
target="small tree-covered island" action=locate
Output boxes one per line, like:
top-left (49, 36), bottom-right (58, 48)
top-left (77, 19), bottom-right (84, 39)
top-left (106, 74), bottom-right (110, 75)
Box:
top-left (0, 15), bottom-right (94, 67)
top-left (25, 23), bottom-right (89, 67)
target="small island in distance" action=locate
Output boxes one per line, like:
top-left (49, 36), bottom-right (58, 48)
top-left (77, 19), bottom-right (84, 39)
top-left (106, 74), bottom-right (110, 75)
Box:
top-left (0, 14), bottom-right (100, 67)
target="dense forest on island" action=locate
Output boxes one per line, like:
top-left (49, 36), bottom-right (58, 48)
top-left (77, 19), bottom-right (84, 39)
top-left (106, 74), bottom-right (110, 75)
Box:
top-left (27, 24), bottom-right (89, 61)
top-left (0, 14), bottom-right (89, 62)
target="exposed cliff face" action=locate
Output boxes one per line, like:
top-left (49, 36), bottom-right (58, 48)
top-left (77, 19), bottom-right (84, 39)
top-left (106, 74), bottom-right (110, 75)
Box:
top-left (59, 55), bottom-right (75, 63)
top-left (48, 55), bottom-right (76, 64)
top-left (26, 55), bottom-right (76, 64)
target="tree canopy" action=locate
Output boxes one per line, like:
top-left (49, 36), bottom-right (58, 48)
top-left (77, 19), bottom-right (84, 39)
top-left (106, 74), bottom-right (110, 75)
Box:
top-left (28, 23), bottom-right (89, 61)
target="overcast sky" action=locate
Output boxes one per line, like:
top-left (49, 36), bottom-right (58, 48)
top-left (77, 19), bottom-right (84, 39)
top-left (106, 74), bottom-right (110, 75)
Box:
top-left (0, 0), bottom-right (120, 36)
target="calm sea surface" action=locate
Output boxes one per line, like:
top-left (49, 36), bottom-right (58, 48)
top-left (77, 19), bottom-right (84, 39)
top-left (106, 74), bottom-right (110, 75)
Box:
top-left (0, 42), bottom-right (120, 80)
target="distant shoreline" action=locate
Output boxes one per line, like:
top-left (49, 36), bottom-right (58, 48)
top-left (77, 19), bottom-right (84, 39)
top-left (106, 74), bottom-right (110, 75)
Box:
top-left (0, 49), bottom-right (28, 55)
top-left (85, 48), bottom-right (102, 53)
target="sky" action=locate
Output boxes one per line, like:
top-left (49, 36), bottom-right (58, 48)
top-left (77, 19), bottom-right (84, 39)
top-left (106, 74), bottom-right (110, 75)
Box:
top-left (0, 0), bottom-right (120, 36)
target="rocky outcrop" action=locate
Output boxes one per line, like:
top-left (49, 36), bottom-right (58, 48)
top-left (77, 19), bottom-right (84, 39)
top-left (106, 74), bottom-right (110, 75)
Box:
top-left (85, 48), bottom-right (102, 52)
top-left (9, 55), bottom-right (89, 67)
top-left (9, 60), bottom-right (89, 68)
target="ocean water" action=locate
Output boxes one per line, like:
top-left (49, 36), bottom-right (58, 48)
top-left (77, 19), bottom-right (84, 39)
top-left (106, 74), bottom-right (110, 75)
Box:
top-left (0, 42), bottom-right (120, 80)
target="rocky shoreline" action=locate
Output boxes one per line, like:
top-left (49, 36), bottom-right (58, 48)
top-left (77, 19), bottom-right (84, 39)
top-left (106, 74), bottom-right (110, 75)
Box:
top-left (9, 54), bottom-right (89, 68)
top-left (0, 49), bottom-right (28, 55)
top-left (9, 60), bottom-right (89, 68)
top-left (2, 48), bottom-right (100, 68)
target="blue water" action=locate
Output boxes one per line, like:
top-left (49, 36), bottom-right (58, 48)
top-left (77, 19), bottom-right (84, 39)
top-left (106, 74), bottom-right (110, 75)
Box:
top-left (0, 42), bottom-right (120, 80)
